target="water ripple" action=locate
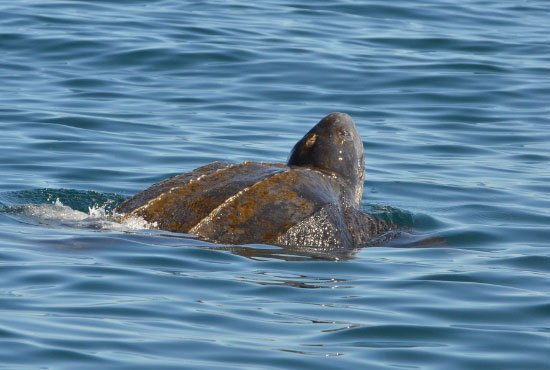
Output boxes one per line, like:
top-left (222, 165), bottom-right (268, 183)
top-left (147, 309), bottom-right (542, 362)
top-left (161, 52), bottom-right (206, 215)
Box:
top-left (1, 0), bottom-right (549, 369)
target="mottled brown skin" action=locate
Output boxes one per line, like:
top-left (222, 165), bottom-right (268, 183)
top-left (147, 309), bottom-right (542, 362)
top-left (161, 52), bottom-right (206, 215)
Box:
top-left (116, 112), bottom-right (390, 249)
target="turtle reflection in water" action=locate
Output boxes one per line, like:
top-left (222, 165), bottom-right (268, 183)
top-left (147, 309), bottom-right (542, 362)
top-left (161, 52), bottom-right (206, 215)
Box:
top-left (117, 113), bottom-right (391, 250)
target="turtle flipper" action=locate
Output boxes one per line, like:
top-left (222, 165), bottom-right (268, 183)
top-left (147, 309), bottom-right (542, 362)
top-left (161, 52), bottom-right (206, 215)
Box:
top-left (342, 206), bottom-right (391, 246)
top-left (274, 203), bottom-right (354, 249)
top-left (275, 203), bottom-right (391, 249)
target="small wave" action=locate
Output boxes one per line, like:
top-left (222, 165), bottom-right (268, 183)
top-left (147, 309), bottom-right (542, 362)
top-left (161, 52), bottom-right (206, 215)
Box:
top-left (365, 204), bottom-right (416, 228)
top-left (1, 189), bottom-right (156, 232)
top-left (16, 199), bottom-right (155, 231)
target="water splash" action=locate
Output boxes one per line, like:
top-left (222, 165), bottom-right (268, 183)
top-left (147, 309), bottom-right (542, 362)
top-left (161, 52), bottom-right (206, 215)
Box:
top-left (0, 189), bottom-right (156, 232)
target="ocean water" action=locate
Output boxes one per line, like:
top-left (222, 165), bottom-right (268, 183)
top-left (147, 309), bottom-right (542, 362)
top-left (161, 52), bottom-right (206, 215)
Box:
top-left (1, 0), bottom-right (549, 369)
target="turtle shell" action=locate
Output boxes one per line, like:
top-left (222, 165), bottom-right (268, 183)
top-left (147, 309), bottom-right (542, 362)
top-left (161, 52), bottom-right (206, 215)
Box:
top-left (116, 161), bottom-right (388, 249)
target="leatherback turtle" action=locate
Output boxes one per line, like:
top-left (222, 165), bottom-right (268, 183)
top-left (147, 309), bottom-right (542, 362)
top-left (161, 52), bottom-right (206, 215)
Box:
top-left (116, 112), bottom-right (389, 249)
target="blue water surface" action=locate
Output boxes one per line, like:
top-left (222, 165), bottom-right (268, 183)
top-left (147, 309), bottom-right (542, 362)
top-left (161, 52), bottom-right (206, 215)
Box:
top-left (1, 1), bottom-right (549, 369)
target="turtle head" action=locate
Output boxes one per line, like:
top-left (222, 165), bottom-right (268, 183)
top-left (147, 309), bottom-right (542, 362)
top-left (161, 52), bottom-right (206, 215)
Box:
top-left (287, 112), bottom-right (365, 207)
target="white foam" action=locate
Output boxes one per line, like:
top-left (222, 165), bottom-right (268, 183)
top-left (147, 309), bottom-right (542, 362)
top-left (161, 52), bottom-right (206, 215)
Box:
top-left (24, 199), bottom-right (88, 221)
top-left (19, 199), bottom-right (157, 232)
